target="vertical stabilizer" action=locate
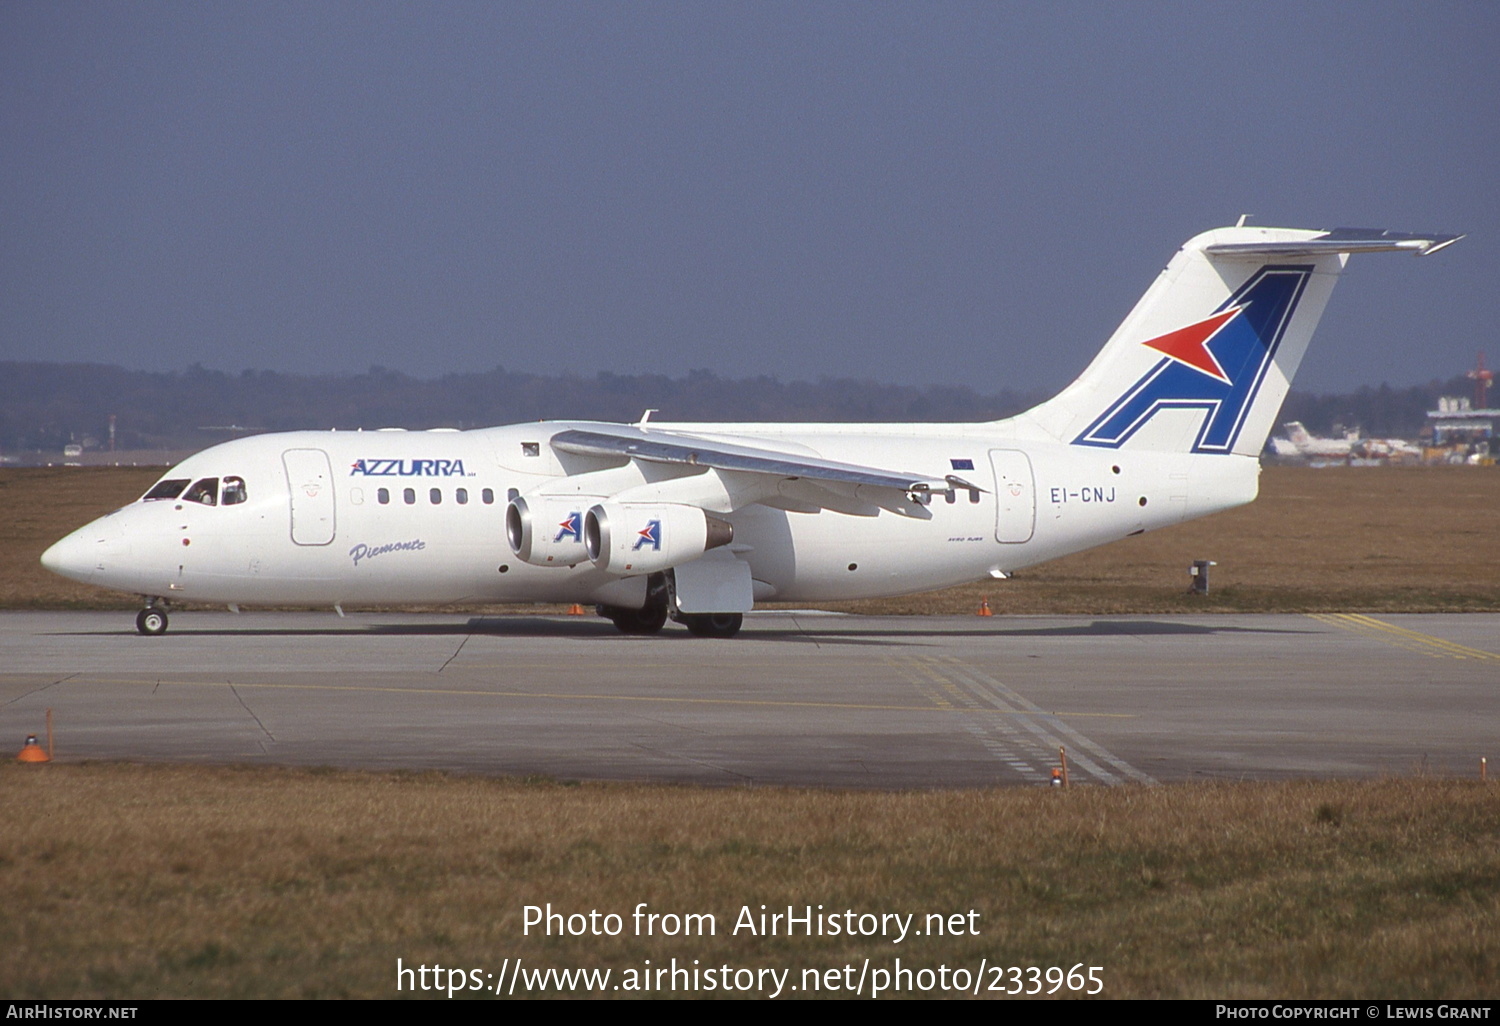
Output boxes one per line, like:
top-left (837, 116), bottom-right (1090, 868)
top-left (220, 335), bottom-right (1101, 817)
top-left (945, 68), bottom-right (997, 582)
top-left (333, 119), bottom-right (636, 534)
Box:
top-left (1017, 226), bottom-right (1461, 457)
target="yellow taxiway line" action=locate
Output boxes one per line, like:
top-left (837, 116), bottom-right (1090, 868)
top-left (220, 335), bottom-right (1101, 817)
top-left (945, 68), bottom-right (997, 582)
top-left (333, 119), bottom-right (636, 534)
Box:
top-left (1308, 613), bottom-right (1500, 662)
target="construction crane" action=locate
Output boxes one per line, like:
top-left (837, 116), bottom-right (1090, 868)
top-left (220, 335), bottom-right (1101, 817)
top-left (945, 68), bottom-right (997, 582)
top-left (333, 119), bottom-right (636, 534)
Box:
top-left (1467, 351), bottom-right (1494, 409)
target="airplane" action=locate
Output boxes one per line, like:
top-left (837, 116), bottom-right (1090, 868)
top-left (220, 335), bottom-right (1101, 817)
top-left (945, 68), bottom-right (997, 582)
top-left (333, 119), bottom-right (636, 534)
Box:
top-left (1277, 421), bottom-right (1361, 457)
top-left (1273, 421), bottom-right (1423, 460)
top-left (41, 224), bottom-right (1461, 637)
top-left (1357, 436), bottom-right (1423, 459)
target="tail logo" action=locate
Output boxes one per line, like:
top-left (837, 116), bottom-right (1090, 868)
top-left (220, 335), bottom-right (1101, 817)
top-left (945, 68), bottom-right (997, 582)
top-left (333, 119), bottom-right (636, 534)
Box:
top-left (1073, 265), bottom-right (1312, 453)
top-left (1141, 306), bottom-right (1242, 384)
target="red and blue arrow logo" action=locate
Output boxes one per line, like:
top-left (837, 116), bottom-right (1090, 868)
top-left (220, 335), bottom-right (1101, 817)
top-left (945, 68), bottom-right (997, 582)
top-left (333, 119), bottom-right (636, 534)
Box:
top-left (1073, 265), bottom-right (1312, 453)
top-left (553, 512), bottom-right (582, 544)
top-left (1140, 306), bottom-right (1244, 384)
top-left (631, 519), bottom-right (662, 551)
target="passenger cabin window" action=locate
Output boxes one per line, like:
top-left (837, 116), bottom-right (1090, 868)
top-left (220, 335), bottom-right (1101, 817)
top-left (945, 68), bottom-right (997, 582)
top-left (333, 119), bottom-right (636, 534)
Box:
top-left (403, 488), bottom-right (416, 505)
top-left (429, 487), bottom-right (442, 505)
top-left (183, 478), bottom-right (219, 506)
top-left (377, 488), bottom-right (390, 504)
top-left (143, 479), bottom-right (189, 501)
top-left (222, 476), bottom-right (247, 505)
top-left (455, 488), bottom-right (468, 504)
top-left (482, 488), bottom-right (495, 504)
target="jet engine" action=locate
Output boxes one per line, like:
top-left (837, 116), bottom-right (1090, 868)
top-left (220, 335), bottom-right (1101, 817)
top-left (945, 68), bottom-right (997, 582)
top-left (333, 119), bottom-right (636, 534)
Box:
top-left (505, 495), bottom-right (593, 566)
top-left (583, 502), bottom-right (733, 575)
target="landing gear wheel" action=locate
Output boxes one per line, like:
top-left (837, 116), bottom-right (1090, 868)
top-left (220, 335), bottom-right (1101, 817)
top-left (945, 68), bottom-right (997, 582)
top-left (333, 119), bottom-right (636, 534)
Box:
top-left (684, 612), bottom-right (743, 638)
top-left (602, 602), bottom-right (668, 636)
top-left (135, 608), bottom-right (169, 636)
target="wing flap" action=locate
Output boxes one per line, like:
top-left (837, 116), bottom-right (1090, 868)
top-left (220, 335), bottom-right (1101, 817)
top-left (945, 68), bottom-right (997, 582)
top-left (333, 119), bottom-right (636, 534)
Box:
top-left (551, 427), bottom-right (939, 493)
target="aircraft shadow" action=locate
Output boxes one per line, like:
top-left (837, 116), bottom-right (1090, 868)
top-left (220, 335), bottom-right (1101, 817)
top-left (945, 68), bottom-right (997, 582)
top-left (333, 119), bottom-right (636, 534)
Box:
top-left (51, 615), bottom-right (1311, 646)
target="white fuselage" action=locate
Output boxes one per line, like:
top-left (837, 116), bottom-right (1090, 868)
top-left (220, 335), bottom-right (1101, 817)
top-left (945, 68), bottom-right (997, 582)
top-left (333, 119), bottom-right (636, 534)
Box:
top-left (43, 419), bottom-right (1259, 609)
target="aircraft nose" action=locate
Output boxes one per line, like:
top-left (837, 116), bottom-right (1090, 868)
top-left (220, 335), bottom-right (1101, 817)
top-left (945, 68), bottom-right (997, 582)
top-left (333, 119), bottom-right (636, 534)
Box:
top-left (40, 525), bottom-right (104, 584)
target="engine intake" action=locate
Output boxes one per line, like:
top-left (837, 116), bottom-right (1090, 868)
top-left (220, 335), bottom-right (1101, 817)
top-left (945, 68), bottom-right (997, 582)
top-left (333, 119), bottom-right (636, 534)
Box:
top-left (505, 496), bottom-right (593, 566)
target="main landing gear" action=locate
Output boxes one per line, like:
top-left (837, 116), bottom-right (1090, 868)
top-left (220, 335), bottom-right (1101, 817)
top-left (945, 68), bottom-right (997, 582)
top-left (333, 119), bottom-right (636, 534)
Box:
top-left (596, 600), bottom-right (743, 639)
top-left (599, 601), bottom-right (669, 635)
top-left (598, 572), bottom-right (744, 638)
top-left (682, 612), bottom-right (743, 638)
top-left (135, 600), bottom-right (169, 636)
top-left (599, 572), bottom-right (671, 636)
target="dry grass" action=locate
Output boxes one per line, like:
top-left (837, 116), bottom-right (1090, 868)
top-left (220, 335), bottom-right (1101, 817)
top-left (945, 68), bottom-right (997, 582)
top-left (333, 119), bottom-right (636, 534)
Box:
top-left (0, 466), bottom-right (159, 609)
top-left (1, 763), bottom-right (1494, 999)
top-left (4, 464), bottom-right (1498, 613)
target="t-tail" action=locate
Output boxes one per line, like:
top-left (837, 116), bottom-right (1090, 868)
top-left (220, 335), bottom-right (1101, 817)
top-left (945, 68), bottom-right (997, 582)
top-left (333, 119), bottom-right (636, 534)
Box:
top-left (1283, 421), bottom-right (1314, 447)
top-left (1017, 226), bottom-right (1462, 457)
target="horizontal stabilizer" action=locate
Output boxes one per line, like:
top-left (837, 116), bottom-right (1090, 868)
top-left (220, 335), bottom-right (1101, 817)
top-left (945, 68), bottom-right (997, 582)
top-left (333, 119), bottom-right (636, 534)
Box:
top-left (1204, 227), bottom-right (1463, 258)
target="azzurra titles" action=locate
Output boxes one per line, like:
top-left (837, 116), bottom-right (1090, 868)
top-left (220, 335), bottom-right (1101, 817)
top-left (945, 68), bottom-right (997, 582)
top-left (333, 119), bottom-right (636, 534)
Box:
top-left (349, 459), bottom-right (468, 477)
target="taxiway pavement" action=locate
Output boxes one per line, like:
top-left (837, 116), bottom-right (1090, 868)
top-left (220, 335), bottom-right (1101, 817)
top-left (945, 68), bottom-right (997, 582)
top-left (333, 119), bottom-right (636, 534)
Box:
top-left (2, 610), bottom-right (1494, 787)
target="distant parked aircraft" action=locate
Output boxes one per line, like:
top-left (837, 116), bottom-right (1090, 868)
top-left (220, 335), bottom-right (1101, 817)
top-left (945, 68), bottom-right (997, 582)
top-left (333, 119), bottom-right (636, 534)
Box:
top-left (1279, 421), bottom-right (1360, 457)
top-left (1274, 421), bottom-right (1421, 460)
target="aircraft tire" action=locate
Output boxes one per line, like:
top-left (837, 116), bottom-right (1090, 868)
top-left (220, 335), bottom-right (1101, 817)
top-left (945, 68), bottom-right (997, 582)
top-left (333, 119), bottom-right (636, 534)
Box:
top-left (603, 602), bottom-right (668, 635)
top-left (135, 608), bottom-right (169, 636)
top-left (684, 612), bottom-right (743, 638)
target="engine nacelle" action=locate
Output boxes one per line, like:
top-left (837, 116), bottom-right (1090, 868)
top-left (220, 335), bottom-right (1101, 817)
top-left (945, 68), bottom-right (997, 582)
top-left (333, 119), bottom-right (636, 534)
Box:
top-left (584, 502), bottom-right (733, 575)
top-left (505, 495), bottom-right (594, 566)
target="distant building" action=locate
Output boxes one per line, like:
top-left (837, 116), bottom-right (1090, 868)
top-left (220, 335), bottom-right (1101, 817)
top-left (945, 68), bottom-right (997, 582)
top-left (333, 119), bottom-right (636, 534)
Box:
top-left (1427, 396), bottom-right (1497, 445)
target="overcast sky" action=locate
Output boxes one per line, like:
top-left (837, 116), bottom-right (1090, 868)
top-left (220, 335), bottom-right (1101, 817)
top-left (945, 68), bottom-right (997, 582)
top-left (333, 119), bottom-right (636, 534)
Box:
top-left (2, 2), bottom-right (1495, 397)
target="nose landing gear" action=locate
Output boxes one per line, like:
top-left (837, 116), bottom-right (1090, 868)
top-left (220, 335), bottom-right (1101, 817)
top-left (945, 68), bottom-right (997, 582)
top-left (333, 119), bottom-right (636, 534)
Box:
top-left (135, 601), bottom-right (169, 636)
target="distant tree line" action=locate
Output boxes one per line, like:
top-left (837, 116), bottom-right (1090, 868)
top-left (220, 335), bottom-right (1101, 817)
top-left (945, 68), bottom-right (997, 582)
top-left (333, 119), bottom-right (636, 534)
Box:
top-left (0, 361), bottom-right (1477, 454)
top-left (0, 362), bottom-right (1042, 453)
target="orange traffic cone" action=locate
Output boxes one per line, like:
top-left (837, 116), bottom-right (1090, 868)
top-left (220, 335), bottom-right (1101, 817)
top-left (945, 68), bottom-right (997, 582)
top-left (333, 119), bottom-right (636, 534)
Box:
top-left (567, 603), bottom-right (586, 615)
top-left (977, 597), bottom-right (993, 617)
top-left (17, 733), bottom-right (49, 763)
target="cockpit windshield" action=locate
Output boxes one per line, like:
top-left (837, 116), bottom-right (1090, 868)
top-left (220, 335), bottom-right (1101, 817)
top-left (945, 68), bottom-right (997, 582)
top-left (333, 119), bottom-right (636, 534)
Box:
top-left (142, 475), bottom-right (248, 504)
top-left (182, 478), bottom-right (219, 505)
top-left (143, 478), bottom-right (189, 501)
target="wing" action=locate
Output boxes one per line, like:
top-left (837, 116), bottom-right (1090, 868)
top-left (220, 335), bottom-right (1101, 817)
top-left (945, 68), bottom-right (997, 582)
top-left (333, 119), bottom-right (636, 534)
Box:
top-left (548, 425), bottom-right (979, 518)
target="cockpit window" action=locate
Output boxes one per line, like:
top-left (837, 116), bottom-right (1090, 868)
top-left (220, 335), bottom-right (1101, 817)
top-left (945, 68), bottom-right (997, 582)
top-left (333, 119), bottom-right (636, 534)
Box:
top-left (183, 478), bottom-right (219, 506)
top-left (143, 478), bottom-right (190, 501)
top-left (222, 476), bottom-right (247, 505)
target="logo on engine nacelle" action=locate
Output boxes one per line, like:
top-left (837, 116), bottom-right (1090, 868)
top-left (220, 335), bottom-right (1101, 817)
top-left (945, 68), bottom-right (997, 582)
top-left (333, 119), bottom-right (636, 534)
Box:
top-left (632, 519), bottom-right (662, 551)
top-left (554, 512), bottom-right (583, 543)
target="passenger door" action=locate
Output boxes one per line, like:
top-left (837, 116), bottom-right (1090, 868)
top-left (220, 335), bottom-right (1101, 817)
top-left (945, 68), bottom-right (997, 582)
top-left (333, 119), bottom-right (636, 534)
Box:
top-left (282, 448), bottom-right (336, 545)
top-left (989, 449), bottom-right (1035, 543)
